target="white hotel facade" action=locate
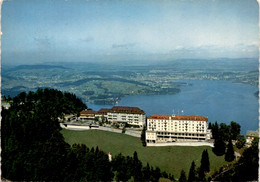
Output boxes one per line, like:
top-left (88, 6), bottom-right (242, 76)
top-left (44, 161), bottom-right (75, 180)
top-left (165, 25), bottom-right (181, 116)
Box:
top-left (107, 106), bottom-right (146, 127)
top-left (146, 114), bottom-right (212, 143)
top-left (79, 106), bottom-right (146, 128)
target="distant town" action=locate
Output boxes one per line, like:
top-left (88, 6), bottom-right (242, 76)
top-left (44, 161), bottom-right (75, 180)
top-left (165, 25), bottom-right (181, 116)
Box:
top-left (2, 58), bottom-right (258, 105)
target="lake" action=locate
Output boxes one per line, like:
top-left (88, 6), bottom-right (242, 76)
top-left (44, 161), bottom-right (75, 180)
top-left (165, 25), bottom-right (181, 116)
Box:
top-left (87, 79), bottom-right (259, 134)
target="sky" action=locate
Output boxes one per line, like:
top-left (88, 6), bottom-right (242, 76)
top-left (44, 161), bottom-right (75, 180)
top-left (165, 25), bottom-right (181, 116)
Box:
top-left (1, 0), bottom-right (259, 65)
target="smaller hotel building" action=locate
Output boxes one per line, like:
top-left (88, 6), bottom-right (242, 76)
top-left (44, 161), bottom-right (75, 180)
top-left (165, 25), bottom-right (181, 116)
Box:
top-left (107, 106), bottom-right (146, 127)
top-left (79, 106), bottom-right (146, 128)
top-left (146, 114), bottom-right (211, 143)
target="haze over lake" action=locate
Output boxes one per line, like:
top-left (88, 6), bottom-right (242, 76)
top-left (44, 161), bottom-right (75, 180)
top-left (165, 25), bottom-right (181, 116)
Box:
top-left (88, 79), bottom-right (258, 135)
top-left (2, 0), bottom-right (258, 135)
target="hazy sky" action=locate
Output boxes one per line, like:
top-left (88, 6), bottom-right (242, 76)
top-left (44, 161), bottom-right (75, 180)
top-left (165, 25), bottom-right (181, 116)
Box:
top-left (1, 0), bottom-right (259, 64)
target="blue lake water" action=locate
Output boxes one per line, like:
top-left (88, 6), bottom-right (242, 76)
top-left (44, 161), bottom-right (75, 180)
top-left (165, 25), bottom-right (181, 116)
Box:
top-left (87, 80), bottom-right (259, 134)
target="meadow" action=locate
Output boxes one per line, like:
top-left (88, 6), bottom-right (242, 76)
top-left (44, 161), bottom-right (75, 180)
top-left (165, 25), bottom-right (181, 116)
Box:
top-left (61, 129), bottom-right (228, 178)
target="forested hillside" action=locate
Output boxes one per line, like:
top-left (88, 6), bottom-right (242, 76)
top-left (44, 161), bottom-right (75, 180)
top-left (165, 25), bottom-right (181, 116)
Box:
top-left (1, 88), bottom-right (87, 180)
top-left (1, 88), bottom-right (172, 181)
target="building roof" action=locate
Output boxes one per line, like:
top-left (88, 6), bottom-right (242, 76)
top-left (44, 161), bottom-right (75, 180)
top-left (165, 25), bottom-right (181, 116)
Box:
top-left (147, 114), bottom-right (208, 121)
top-left (109, 106), bottom-right (145, 114)
top-left (80, 109), bottom-right (97, 115)
top-left (97, 108), bottom-right (111, 115)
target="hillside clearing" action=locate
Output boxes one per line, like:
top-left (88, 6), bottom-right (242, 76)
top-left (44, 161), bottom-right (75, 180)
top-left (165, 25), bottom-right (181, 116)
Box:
top-left (61, 129), bottom-right (228, 177)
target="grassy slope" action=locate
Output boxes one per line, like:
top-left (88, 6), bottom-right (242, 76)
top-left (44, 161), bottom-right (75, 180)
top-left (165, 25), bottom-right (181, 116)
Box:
top-left (61, 129), bottom-right (228, 178)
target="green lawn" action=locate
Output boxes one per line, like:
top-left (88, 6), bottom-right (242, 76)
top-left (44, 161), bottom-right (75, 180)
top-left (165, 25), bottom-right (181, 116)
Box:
top-left (61, 129), bottom-right (228, 178)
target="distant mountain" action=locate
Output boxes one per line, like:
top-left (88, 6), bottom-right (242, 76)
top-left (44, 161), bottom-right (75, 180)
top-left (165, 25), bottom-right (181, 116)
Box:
top-left (9, 65), bottom-right (68, 71)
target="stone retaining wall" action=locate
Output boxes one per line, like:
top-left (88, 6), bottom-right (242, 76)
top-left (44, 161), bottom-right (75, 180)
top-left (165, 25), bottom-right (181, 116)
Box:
top-left (147, 141), bottom-right (214, 147)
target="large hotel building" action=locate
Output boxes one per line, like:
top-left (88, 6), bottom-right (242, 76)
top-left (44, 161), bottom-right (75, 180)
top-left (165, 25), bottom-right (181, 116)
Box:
top-left (146, 114), bottom-right (211, 143)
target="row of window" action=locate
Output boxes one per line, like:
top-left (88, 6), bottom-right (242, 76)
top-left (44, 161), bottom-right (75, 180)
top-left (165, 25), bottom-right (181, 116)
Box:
top-left (149, 119), bottom-right (206, 123)
top-left (156, 132), bottom-right (205, 137)
top-left (148, 126), bottom-right (206, 132)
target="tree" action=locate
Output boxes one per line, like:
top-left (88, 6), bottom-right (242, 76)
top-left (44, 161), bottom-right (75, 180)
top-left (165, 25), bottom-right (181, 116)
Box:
top-left (168, 173), bottom-right (175, 181)
top-left (212, 138), bottom-right (259, 181)
top-left (200, 150), bottom-right (210, 173)
top-left (188, 161), bottom-right (196, 182)
top-left (219, 123), bottom-right (230, 141)
top-left (122, 125), bottom-right (126, 133)
top-left (198, 167), bottom-right (206, 181)
top-left (152, 167), bottom-right (161, 182)
top-left (236, 134), bottom-right (246, 149)
top-left (213, 136), bottom-right (226, 156)
top-left (143, 163), bottom-right (151, 181)
top-left (1, 89), bottom-right (89, 181)
top-left (141, 126), bottom-right (146, 147)
top-left (179, 170), bottom-right (187, 182)
top-left (211, 121), bottom-right (219, 139)
top-left (230, 121), bottom-right (241, 140)
top-left (132, 151), bottom-right (143, 181)
top-left (208, 122), bottom-right (212, 129)
top-left (198, 150), bottom-right (210, 181)
top-left (233, 137), bottom-right (259, 181)
top-left (161, 171), bottom-right (168, 179)
top-left (225, 139), bottom-right (235, 162)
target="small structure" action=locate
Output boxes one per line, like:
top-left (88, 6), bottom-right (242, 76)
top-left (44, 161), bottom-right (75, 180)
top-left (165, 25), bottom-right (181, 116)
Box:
top-left (2, 103), bottom-right (10, 109)
top-left (108, 152), bottom-right (112, 162)
top-left (79, 109), bottom-right (97, 120)
top-left (64, 114), bottom-right (76, 121)
top-left (246, 129), bottom-right (259, 145)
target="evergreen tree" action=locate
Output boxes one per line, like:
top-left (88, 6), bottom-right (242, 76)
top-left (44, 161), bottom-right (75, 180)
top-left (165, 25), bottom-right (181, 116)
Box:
top-left (161, 171), bottom-right (168, 179)
top-left (143, 163), bottom-right (151, 181)
top-left (141, 126), bottom-right (147, 147)
top-left (179, 170), bottom-right (187, 182)
top-left (236, 134), bottom-right (246, 149)
top-left (198, 167), bottom-right (206, 182)
top-left (225, 139), bottom-right (235, 162)
top-left (233, 137), bottom-right (259, 181)
top-left (230, 121), bottom-right (241, 140)
top-left (219, 123), bottom-right (230, 142)
top-left (212, 136), bottom-right (226, 156)
top-left (198, 150), bottom-right (210, 181)
top-left (132, 151), bottom-right (143, 181)
top-left (122, 125), bottom-right (126, 133)
top-left (211, 138), bottom-right (259, 181)
top-left (111, 153), bottom-right (129, 181)
top-left (188, 161), bottom-right (196, 182)
top-left (208, 122), bottom-right (212, 129)
top-left (153, 167), bottom-right (162, 182)
top-left (1, 89), bottom-right (89, 181)
top-left (201, 150), bottom-right (210, 173)
top-left (168, 173), bottom-right (175, 181)
top-left (211, 121), bottom-right (219, 139)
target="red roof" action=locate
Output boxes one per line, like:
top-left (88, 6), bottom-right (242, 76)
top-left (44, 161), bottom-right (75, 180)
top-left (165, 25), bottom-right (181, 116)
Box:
top-left (97, 108), bottom-right (111, 115)
top-left (80, 106), bottom-right (145, 115)
top-left (147, 115), bottom-right (208, 121)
